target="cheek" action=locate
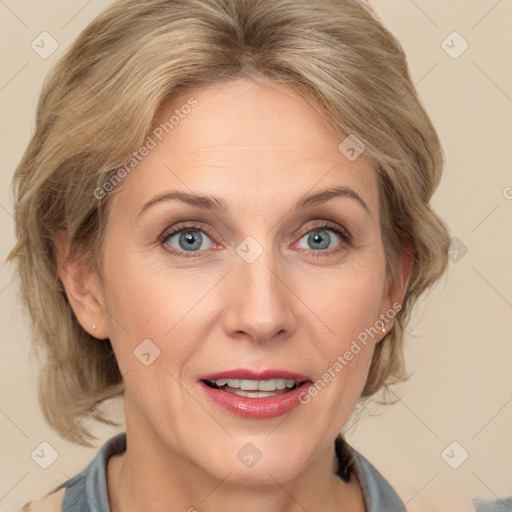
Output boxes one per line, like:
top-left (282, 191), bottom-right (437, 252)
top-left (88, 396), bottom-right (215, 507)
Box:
top-left (101, 250), bottom-right (217, 379)
top-left (304, 266), bottom-right (385, 341)
top-left (301, 268), bottom-right (385, 400)
top-left (101, 265), bottom-right (198, 420)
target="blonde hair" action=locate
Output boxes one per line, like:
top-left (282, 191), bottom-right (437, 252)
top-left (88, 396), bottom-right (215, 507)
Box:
top-left (8, 0), bottom-right (450, 446)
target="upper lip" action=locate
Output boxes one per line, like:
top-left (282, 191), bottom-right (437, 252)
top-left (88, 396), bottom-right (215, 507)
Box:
top-left (198, 369), bottom-right (312, 383)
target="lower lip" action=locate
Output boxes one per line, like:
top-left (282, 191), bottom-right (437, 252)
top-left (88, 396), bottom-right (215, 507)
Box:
top-left (198, 381), bottom-right (314, 419)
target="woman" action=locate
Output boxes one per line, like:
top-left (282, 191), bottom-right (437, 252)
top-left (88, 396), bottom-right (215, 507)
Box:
top-left (8, 0), bottom-right (450, 510)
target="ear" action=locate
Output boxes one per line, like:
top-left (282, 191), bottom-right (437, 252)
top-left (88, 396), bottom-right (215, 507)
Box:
top-left (53, 229), bottom-right (109, 339)
top-left (378, 235), bottom-right (415, 340)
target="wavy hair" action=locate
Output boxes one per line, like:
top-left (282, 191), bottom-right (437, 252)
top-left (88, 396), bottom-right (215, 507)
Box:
top-left (7, 0), bottom-right (451, 446)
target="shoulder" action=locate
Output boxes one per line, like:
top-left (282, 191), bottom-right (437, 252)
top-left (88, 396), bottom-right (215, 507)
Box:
top-left (18, 487), bottom-right (66, 512)
top-left (345, 444), bottom-right (406, 511)
top-left (17, 432), bottom-right (127, 512)
top-left (473, 495), bottom-right (512, 512)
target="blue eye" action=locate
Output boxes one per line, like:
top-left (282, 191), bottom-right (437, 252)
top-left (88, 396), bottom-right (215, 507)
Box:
top-left (160, 221), bottom-right (351, 259)
top-left (298, 229), bottom-right (340, 251)
top-left (161, 225), bottom-right (213, 258)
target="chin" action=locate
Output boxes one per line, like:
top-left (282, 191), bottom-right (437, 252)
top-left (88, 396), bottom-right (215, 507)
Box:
top-left (219, 461), bottom-right (304, 486)
top-left (201, 440), bottom-right (310, 485)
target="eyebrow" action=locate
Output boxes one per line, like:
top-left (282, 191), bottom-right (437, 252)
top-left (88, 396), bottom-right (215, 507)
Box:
top-left (138, 185), bottom-right (370, 216)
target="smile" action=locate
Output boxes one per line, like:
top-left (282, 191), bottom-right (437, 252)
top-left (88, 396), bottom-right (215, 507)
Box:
top-left (199, 378), bottom-right (313, 419)
top-left (203, 378), bottom-right (302, 397)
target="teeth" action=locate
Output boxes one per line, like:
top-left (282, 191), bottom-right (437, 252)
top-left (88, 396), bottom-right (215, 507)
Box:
top-left (227, 389), bottom-right (283, 398)
top-left (214, 378), bottom-right (299, 391)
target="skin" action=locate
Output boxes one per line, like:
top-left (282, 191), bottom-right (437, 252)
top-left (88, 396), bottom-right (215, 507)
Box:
top-left (56, 77), bottom-right (412, 512)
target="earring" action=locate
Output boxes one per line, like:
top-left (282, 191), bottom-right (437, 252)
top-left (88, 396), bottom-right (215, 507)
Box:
top-left (382, 326), bottom-right (386, 333)
top-left (92, 324), bottom-right (96, 330)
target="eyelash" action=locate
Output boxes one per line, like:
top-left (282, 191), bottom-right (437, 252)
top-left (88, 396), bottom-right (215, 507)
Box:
top-left (160, 221), bottom-right (352, 259)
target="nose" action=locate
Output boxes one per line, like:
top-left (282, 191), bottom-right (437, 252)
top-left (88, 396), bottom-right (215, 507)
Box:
top-left (222, 244), bottom-right (297, 344)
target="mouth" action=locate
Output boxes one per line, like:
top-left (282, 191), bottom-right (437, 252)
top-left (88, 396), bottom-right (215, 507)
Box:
top-left (197, 371), bottom-right (314, 419)
top-left (202, 378), bottom-right (305, 398)
top-left (198, 378), bottom-right (313, 420)
top-left (198, 369), bottom-right (312, 398)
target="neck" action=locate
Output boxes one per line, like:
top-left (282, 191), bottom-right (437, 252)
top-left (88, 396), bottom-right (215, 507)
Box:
top-left (107, 402), bottom-right (365, 512)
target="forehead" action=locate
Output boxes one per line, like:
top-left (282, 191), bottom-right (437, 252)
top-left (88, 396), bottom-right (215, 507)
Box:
top-left (109, 78), bottom-right (379, 218)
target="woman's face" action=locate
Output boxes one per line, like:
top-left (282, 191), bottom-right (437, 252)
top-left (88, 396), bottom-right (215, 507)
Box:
top-left (93, 77), bottom-right (404, 484)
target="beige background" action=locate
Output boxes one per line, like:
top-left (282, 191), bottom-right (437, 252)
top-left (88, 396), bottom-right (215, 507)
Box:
top-left (1, 1), bottom-right (511, 511)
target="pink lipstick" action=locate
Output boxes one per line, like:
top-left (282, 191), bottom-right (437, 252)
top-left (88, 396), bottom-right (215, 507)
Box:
top-left (196, 368), bottom-right (314, 419)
